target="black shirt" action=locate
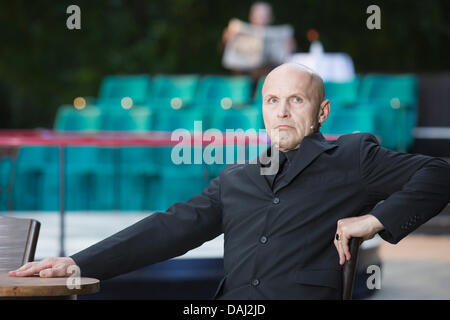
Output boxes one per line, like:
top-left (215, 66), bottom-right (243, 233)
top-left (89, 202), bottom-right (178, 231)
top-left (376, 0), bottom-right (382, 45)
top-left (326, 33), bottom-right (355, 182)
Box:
top-left (265, 148), bottom-right (299, 190)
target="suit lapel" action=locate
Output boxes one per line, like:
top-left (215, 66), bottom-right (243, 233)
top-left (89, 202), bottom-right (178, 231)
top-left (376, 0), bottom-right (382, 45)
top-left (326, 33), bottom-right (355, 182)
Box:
top-left (273, 132), bottom-right (338, 194)
top-left (243, 144), bottom-right (277, 196)
top-left (243, 132), bottom-right (338, 196)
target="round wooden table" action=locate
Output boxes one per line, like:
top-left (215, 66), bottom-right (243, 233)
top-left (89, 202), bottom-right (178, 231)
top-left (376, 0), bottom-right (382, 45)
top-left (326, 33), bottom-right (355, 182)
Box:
top-left (0, 273), bottom-right (100, 299)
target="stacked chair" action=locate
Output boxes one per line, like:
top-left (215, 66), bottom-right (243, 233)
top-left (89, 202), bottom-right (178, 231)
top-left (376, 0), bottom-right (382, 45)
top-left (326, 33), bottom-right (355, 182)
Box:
top-left (198, 75), bottom-right (262, 180)
top-left (13, 145), bottom-right (59, 211)
top-left (321, 75), bottom-right (417, 152)
top-left (54, 104), bottom-right (113, 211)
top-left (357, 74), bottom-right (418, 151)
top-left (0, 156), bottom-right (12, 210)
top-left (320, 77), bottom-right (378, 134)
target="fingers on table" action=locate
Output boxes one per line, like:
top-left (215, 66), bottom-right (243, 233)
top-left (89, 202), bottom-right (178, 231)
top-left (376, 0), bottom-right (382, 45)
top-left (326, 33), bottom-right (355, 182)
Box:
top-left (9, 259), bottom-right (54, 277)
top-left (8, 262), bottom-right (36, 276)
top-left (39, 266), bottom-right (67, 278)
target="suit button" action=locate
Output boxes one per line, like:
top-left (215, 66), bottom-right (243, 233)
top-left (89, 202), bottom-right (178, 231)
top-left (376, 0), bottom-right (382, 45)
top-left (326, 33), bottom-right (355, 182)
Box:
top-left (252, 279), bottom-right (260, 286)
top-left (260, 236), bottom-right (268, 244)
top-left (273, 197), bottom-right (280, 204)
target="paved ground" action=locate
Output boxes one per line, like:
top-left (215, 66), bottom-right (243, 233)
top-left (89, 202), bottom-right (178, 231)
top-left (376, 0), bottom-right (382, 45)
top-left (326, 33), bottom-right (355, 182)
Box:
top-left (365, 234), bottom-right (450, 299)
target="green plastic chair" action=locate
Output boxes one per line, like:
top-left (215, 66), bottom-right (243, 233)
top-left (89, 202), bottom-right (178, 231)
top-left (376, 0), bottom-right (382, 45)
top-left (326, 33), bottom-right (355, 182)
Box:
top-left (0, 157), bottom-right (12, 210)
top-left (358, 74), bottom-right (418, 150)
top-left (253, 76), bottom-right (266, 105)
top-left (98, 74), bottom-right (152, 105)
top-left (53, 105), bottom-right (115, 210)
top-left (323, 105), bottom-right (378, 135)
top-left (153, 108), bottom-right (205, 132)
top-left (100, 105), bottom-right (153, 131)
top-left (153, 145), bottom-right (207, 211)
top-left (13, 146), bottom-right (59, 211)
top-left (195, 75), bottom-right (253, 110)
top-left (115, 107), bottom-right (160, 211)
top-left (209, 107), bottom-right (262, 132)
top-left (324, 78), bottom-right (359, 107)
top-left (147, 74), bottom-right (200, 111)
top-left (54, 105), bottom-right (102, 131)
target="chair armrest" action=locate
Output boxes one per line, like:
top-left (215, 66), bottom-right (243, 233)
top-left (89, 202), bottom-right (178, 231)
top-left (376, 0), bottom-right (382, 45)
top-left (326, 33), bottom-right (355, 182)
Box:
top-left (342, 237), bottom-right (363, 300)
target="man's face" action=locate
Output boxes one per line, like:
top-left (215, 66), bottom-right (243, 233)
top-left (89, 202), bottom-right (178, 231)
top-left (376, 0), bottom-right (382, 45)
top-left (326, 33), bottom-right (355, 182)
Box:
top-left (262, 64), bottom-right (327, 151)
top-left (249, 3), bottom-right (272, 26)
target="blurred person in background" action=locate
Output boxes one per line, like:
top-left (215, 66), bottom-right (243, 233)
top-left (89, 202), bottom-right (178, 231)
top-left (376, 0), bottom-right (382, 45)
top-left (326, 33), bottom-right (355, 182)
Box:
top-left (221, 2), bottom-right (296, 80)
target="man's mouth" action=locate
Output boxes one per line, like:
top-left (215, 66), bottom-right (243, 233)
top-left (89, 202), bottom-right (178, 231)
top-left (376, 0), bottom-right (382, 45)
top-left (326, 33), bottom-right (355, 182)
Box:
top-left (276, 125), bottom-right (293, 129)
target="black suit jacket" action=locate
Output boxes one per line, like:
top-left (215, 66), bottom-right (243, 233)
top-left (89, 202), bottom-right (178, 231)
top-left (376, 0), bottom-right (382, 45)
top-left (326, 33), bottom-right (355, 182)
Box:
top-left (70, 132), bottom-right (450, 300)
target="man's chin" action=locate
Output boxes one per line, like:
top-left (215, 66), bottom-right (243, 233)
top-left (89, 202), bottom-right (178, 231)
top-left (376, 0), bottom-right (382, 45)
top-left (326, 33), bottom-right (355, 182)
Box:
top-left (277, 141), bottom-right (298, 151)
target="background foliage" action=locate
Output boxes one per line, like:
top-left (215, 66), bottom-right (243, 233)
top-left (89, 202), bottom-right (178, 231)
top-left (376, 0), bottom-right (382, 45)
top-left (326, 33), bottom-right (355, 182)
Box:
top-left (0, 0), bottom-right (449, 129)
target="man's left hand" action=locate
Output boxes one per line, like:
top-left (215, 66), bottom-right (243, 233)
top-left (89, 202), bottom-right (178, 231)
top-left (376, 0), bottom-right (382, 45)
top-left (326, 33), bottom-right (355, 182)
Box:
top-left (334, 214), bottom-right (384, 265)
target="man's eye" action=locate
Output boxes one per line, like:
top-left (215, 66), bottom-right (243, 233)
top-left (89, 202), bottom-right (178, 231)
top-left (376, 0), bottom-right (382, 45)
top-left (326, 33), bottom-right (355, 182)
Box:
top-left (292, 96), bottom-right (303, 103)
top-left (268, 97), bottom-right (277, 103)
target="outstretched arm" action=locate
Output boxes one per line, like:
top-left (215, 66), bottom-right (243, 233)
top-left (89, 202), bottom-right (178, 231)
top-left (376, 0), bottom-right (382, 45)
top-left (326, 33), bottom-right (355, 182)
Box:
top-left (10, 176), bottom-right (223, 280)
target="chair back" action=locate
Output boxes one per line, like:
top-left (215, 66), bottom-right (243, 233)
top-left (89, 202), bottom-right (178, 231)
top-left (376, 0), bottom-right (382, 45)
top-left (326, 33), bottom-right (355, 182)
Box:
top-left (342, 237), bottom-right (363, 300)
top-left (0, 215), bottom-right (40, 273)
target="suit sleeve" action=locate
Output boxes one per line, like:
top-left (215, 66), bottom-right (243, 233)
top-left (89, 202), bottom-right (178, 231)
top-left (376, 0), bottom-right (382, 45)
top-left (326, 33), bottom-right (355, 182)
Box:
top-left (359, 133), bottom-right (450, 244)
top-left (70, 175), bottom-right (223, 280)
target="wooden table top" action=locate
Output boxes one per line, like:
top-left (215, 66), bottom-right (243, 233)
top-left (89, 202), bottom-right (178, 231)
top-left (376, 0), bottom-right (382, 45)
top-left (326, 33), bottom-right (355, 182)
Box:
top-left (0, 273), bottom-right (100, 297)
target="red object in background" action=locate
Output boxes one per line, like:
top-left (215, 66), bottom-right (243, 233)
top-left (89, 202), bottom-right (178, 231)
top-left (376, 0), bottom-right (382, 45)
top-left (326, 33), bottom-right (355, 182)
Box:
top-left (306, 28), bottom-right (319, 42)
top-left (0, 130), bottom-right (339, 146)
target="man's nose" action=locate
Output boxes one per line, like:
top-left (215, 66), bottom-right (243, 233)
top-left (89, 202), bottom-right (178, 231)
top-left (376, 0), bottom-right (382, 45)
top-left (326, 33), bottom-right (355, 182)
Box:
top-left (277, 100), bottom-right (290, 118)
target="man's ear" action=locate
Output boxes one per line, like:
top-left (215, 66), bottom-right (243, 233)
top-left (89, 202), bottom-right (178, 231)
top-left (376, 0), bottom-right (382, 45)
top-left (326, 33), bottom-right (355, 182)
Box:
top-left (317, 99), bottom-right (330, 124)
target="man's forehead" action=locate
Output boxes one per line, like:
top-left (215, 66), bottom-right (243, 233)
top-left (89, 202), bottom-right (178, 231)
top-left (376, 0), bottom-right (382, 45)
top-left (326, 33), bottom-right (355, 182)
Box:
top-left (263, 67), bottom-right (315, 95)
top-left (262, 63), bottom-right (324, 100)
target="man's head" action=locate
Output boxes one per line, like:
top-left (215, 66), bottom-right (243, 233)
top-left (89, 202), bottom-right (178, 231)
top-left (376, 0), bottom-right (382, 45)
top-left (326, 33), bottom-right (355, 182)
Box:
top-left (262, 62), bottom-right (330, 152)
top-left (249, 2), bottom-right (273, 26)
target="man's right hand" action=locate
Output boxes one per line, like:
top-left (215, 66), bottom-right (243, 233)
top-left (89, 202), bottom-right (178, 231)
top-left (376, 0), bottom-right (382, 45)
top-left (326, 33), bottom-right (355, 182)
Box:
top-left (8, 257), bottom-right (77, 278)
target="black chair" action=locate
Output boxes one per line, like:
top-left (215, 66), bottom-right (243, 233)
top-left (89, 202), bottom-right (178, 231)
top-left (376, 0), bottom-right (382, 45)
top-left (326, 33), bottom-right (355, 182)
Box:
top-left (0, 215), bottom-right (40, 273)
top-left (342, 237), bottom-right (363, 300)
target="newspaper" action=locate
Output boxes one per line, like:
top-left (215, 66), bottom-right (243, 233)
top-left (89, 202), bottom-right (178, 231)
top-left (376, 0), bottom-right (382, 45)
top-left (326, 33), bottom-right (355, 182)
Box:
top-left (222, 19), bottom-right (294, 71)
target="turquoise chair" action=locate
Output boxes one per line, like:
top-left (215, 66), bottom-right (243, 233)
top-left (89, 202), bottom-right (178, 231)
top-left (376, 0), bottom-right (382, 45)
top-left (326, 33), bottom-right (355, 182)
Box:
top-left (90, 107), bottom-right (153, 210)
top-left (53, 106), bottom-right (115, 210)
top-left (13, 146), bottom-right (59, 211)
top-left (358, 74), bottom-right (418, 150)
top-left (115, 107), bottom-right (160, 211)
top-left (154, 145), bottom-right (207, 211)
top-left (209, 107), bottom-right (262, 132)
top-left (100, 105), bottom-right (153, 131)
top-left (0, 157), bottom-right (12, 211)
top-left (323, 104), bottom-right (378, 135)
top-left (195, 75), bottom-right (253, 111)
top-left (253, 76), bottom-right (266, 105)
top-left (95, 74), bottom-right (152, 116)
top-left (98, 74), bottom-right (152, 106)
top-left (147, 74), bottom-right (200, 111)
top-left (153, 108), bottom-right (204, 132)
top-left (324, 78), bottom-right (359, 107)
top-left (54, 105), bottom-right (102, 131)
top-left (118, 145), bottom-right (159, 211)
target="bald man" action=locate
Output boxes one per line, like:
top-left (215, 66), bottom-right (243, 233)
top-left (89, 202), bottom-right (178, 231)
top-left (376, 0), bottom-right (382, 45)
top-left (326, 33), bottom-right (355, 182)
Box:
top-left (10, 63), bottom-right (450, 300)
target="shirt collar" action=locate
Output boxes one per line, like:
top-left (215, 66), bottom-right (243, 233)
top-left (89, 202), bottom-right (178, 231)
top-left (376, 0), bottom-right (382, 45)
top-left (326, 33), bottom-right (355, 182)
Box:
top-left (281, 148), bottom-right (298, 165)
